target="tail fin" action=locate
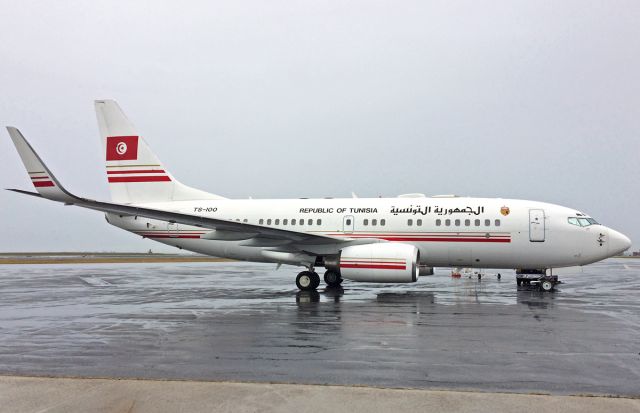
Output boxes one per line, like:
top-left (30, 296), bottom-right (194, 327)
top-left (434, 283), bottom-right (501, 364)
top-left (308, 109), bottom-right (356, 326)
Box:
top-left (94, 100), bottom-right (225, 204)
top-left (6, 126), bottom-right (77, 203)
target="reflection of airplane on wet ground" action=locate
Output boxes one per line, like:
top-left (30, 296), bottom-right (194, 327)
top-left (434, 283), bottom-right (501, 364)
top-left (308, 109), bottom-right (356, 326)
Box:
top-left (450, 267), bottom-right (499, 279)
top-left (6, 100), bottom-right (631, 292)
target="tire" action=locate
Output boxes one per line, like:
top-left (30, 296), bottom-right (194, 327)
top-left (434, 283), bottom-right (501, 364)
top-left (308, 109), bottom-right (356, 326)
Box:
top-left (310, 272), bottom-right (320, 290)
top-left (324, 270), bottom-right (342, 288)
top-left (296, 271), bottom-right (317, 291)
top-left (540, 280), bottom-right (554, 292)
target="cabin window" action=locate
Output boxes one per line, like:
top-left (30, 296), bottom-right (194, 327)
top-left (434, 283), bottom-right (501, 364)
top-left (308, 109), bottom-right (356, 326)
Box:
top-left (475, 219), bottom-right (480, 226)
top-left (436, 219), bottom-right (441, 226)
top-left (445, 219), bottom-right (451, 226)
top-left (275, 219), bottom-right (280, 225)
top-left (308, 219), bottom-right (313, 225)
top-left (267, 219), bottom-right (272, 225)
top-left (372, 219), bottom-right (378, 226)
top-left (454, 219), bottom-right (460, 226)
top-left (283, 219), bottom-right (288, 225)
top-left (408, 219), bottom-right (413, 226)
top-left (317, 219), bottom-right (321, 225)
top-left (243, 219), bottom-right (248, 223)
top-left (345, 219), bottom-right (351, 226)
top-left (299, 219), bottom-right (304, 226)
top-left (484, 219), bottom-right (490, 226)
top-left (495, 219), bottom-right (500, 227)
top-left (417, 219), bottom-right (422, 226)
top-left (465, 219), bottom-right (470, 226)
top-left (381, 219), bottom-right (386, 226)
top-left (259, 219), bottom-right (264, 225)
top-left (363, 219), bottom-right (369, 226)
top-left (291, 219), bottom-right (296, 225)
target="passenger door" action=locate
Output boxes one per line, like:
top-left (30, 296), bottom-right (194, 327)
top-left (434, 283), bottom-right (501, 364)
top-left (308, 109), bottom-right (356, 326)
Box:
top-left (529, 209), bottom-right (545, 242)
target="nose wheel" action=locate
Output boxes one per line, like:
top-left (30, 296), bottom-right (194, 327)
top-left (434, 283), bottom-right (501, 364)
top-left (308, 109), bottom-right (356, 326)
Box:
top-left (296, 271), bottom-right (320, 291)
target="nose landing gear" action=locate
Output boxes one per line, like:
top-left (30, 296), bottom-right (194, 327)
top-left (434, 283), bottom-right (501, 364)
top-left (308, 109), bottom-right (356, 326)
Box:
top-left (516, 269), bottom-right (560, 292)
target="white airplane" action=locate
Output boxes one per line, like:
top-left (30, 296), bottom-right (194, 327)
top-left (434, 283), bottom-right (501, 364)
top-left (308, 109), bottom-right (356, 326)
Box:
top-left (7, 100), bottom-right (631, 292)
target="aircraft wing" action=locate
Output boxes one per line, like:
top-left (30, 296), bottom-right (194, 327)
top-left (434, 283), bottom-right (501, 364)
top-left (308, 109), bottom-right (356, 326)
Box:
top-left (6, 127), bottom-right (365, 249)
top-left (8, 187), bottom-right (342, 244)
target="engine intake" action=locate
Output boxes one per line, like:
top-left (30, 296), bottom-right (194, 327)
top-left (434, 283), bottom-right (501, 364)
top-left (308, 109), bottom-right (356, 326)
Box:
top-left (332, 243), bottom-right (420, 283)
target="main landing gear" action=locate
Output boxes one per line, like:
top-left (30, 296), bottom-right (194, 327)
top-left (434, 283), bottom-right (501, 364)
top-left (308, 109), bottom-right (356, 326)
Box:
top-left (323, 270), bottom-right (343, 288)
top-left (295, 269), bottom-right (343, 291)
top-left (296, 271), bottom-right (320, 291)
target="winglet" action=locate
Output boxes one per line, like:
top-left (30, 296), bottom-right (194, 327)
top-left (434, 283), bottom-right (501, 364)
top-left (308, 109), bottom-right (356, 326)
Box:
top-left (6, 127), bottom-right (78, 203)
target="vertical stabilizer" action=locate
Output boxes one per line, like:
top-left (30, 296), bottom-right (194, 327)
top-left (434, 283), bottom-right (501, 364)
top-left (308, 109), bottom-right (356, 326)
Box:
top-left (94, 100), bottom-right (224, 204)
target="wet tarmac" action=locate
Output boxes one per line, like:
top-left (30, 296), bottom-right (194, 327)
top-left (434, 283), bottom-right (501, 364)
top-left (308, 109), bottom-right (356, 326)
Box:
top-left (0, 259), bottom-right (638, 396)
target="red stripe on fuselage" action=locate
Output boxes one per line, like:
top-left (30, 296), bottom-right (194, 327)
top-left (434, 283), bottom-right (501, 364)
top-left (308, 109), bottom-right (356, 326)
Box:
top-left (108, 176), bottom-right (171, 183)
top-left (377, 237), bottom-right (510, 243)
top-left (327, 233), bottom-right (510, 238)
top-left (333, 235), bottom-right (510, 243)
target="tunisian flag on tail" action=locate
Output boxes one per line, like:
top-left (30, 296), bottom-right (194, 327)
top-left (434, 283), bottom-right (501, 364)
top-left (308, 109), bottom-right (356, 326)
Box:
top-left (106, 136), bottom-right (139, 161)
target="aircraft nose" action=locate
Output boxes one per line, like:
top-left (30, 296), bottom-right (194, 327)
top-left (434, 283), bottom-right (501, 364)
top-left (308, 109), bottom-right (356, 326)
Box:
top-left (608, 229), bottom-right (632, 256)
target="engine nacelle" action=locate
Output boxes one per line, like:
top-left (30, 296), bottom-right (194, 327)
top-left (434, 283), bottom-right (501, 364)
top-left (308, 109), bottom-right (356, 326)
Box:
top-left (336, 243), bottom-right (420, 283)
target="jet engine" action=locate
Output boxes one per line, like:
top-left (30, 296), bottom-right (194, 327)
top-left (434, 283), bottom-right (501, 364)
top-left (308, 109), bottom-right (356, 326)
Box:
top-left (327, 243), bottom-right (420, 283)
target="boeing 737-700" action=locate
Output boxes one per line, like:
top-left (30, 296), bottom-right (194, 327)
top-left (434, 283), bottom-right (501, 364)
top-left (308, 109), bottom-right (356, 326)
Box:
top-left (6, 100), bottom-right (631, 292)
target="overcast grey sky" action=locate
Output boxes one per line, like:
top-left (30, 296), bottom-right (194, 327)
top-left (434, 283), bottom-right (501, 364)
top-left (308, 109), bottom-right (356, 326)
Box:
top-left (1, 0), bottom-right (639, 252)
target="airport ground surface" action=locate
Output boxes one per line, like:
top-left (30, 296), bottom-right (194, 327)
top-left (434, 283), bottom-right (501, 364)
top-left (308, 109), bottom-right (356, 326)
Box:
top-left (0, 258), bottom-right (638, 408)
top-left (2, 376), bottom-right (639, 413)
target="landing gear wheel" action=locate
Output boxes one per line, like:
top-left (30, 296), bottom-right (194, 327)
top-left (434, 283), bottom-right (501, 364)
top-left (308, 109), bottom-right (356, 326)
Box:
top-left (477, 273), bottom-right (482, 280)
top-left (540, 279), bottom-right (554, 292)
top-left (311, 272), bottom-right (320, 289)
top-left (324, 270), bottom-right (343, 288)
top-left (497, 273), bottom-right (501, 280)
top-left (296, 271), bottom-right (320, 291)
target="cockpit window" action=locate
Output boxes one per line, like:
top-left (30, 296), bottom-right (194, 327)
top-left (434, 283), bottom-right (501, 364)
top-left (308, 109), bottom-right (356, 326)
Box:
top-left (568, 217), bottom-right (599, 227)
top-left (578, 218), bottom-right (591, 226)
